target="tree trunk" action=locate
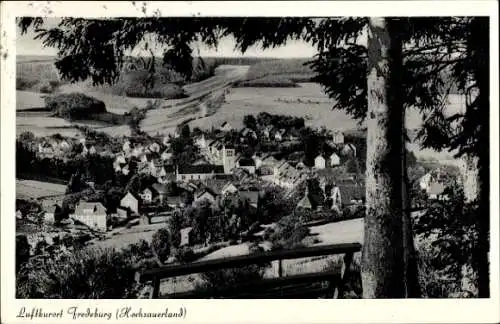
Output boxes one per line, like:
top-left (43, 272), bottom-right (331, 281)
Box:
top-left (362, 17), bottom-right (406, 298)
top-left (469, 17), bottom-right (489, 298)
top-left (402, 138), bottom-right (422, 297)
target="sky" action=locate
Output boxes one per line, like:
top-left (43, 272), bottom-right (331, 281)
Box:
top-left (16, 18), bottom-right (318, 58)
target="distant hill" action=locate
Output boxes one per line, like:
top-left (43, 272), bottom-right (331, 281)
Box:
top-left (236, 58), bottom-right (316, 88)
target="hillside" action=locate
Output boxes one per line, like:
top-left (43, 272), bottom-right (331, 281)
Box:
top-left (236, 58), bottom-right (316, 87)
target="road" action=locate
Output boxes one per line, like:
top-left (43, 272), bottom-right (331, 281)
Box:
top-left (139, 65), bottom-right (250, 135)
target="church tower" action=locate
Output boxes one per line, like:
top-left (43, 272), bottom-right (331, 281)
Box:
top-left (222, 145), bottom-right (236, 174)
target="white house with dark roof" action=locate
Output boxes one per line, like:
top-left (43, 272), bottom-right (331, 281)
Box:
top-left (194, 187), bottom-right (218, 205)
top-left (329, 153), bottom-right (341, 167)
top-left (332, 131), bottom-right (345, 144)
top-left (71, 201), bottom-right (107, 232)
top-left (314, 155), bottom-right (326, 169)
top-left (152, 183), bottom-right (169, 202)
top-left (141, 188), bottom-right (156, 204)
top-left (120, 191), bottom-right (140, 215)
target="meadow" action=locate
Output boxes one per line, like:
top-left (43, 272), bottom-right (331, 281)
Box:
top-left (238, 58), bottom-right (315, 87)
top-left (16, 179), bottom-right (67, 200)
top-left (189, 83), bottom-right (360, 131)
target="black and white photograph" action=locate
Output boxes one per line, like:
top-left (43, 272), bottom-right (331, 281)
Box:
top-left (1, 1), bottom-right (499, 323)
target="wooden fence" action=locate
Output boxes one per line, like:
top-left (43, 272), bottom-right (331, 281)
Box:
top-left (136, 242), bottom-right (362, 299)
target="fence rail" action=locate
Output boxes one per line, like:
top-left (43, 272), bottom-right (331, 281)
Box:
top-left (136, 242), bottom-right (362, 299)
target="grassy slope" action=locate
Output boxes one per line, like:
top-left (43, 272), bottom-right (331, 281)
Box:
top-left (237, 58), bottom-right (316, 87)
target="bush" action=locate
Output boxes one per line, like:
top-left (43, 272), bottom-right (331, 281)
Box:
top-left (16, 77), bottom-right (39, 91)
top-left (16, 248), bottom-right (140, 298)
top-left (151, 228), bottom-right (171, 263)
top-left (44, 93), bottom-right (106, 120)
top-left (175, 246), bottom-right (197, 264)
top-left (197, 264), bottom-right (267, 291)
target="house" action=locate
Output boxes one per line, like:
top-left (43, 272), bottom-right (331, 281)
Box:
top-left (314, 155), bottom-right (326, 169)
top-left (252, 154), bottom-right (263, 169)
top-left (274, 130), bottom-right (283, 141)
top-left (177, 164), bottom-right (225, 182)
top-left (332, 131), bottom-right (345, 144)
top-left (296, 194), bottom-right (314, 210)
top-left (140, 188), bottom-right (156, 204)
top-left (115, 154), bottom-right (127, 166)
top-left (341, 143), bottom-right (357, 157)
top-left (149, 142), bottom-right (161, 153)
top-left (329, 153), bottom-right (341, 167)
top-left (237, 158), bottom-right (256, 174)
top-left (120, 191), bottom-right (140, 215)
top-left (123, 140), bottom-right (131, 152)
top-left (122, 165), bottom-right (130, 176)
top-left (152, 183), bottom-right (169, 202)
top-left (38, 142), bottom-right (54, 157)
top-left (296, 185), bottom-right (324, 211)
top-left (180, 227), bottom-right (193, 247)
top-left (262, 127), bottom-right (271, 139)
top-left (161, 148), bottom-right (173, 161)
top-left (82, 144), bottom-right (97, 156)
top-left (221, 183), bottom-right (238, 196)
top-left (140, 153), bottom-right (150, 164)
top-left (220, 121), bottom-right (233, 132)
top-left (71, 201), bottom-right (107, 232)
top-left (194, 187), bottom-right (218, 205)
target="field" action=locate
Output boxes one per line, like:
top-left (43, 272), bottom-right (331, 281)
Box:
top-left (16, 179), bottom-right (67, 199)
top-left (189, 83), bottom-right (359, 131)
top-left (240, 58), bottom-right (315, 86)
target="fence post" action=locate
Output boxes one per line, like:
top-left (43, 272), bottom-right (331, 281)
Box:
top-left (149, 276), bottom-right (161, 299)
top-left (333, 252), bottom-right (353, 299)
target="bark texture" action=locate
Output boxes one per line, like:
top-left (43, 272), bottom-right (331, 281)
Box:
top-left (469, 17), bottom-right (490, 298)
top-left (361, 18), bottom-right (407, 298)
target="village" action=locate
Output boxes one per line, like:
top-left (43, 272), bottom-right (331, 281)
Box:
top-left (16, 111), bottom-right (454, 261)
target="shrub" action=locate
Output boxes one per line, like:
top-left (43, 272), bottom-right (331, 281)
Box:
top-left (16, 77), bottom-right (39, 91)
top-left (197, 264), bottom-right (267, 292)
top-left (175, 246), bottom-right (197, 264)
top-left (44, 93), bottom-right (106, 120)
top-left (151, 228), bottom-right (171, 263)
top-left (16, 248), bottom-right (139, 298)
top-left (16, 235), bottom-right (30, 273)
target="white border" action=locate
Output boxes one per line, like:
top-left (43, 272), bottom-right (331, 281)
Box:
top-left (1, 1), bottom-right (499, 324)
